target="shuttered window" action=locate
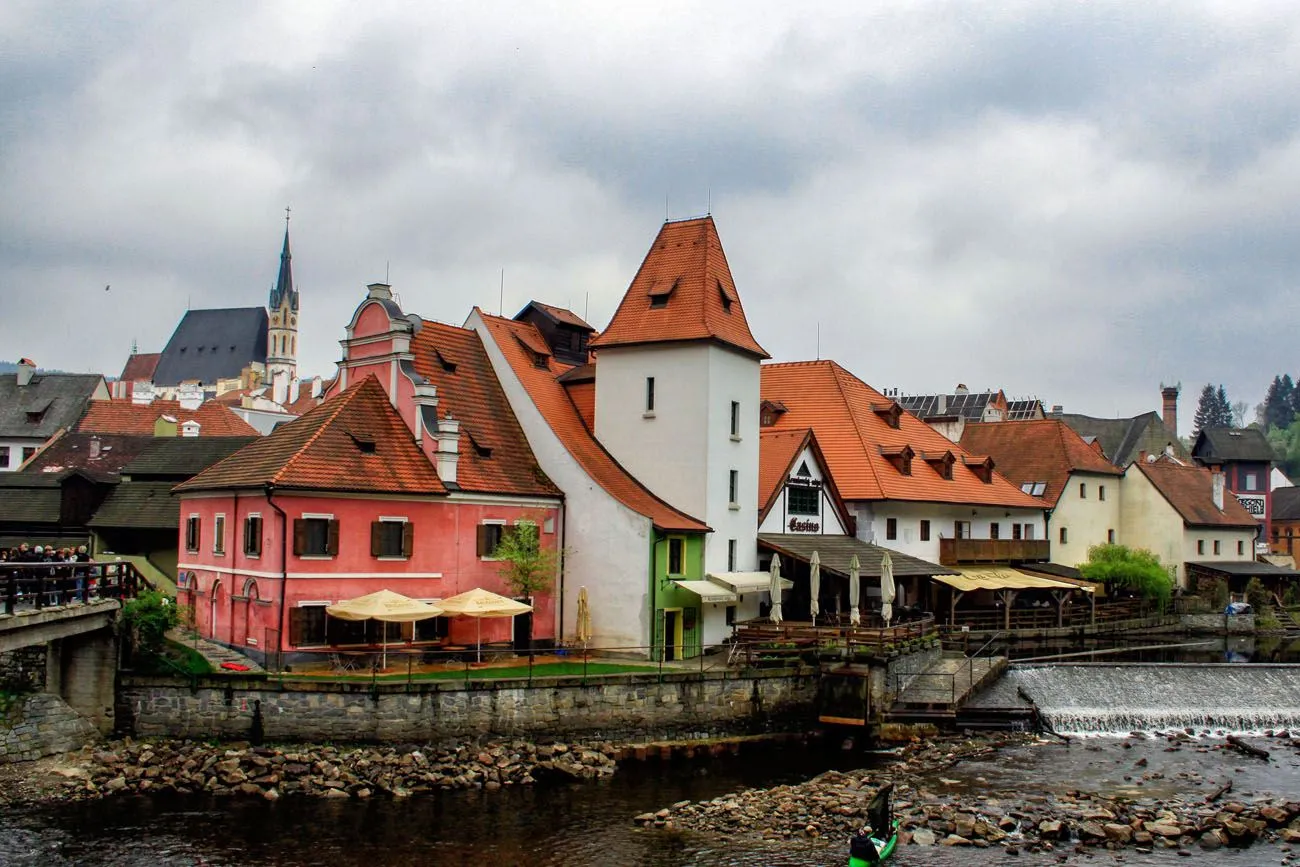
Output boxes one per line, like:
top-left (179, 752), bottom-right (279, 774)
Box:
top-left (243, 515), bottom-right (263, 557)
top-left (294, 517), bottom-right (338, 557)
top-left (371, 519), bottom-right (413, 558)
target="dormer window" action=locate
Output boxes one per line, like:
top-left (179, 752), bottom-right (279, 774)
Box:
top-left (348, 433), bottom-right (377, 454)
top-left (871, 401), bottom-right (902, 429)
top-left (963, 454), bottom-right (996, 483)
top-left (881, 444), bottom-right (915, 476)
top-left (434, 349), bottom-right (457, 373)
top-left (468, 433), bottom-right (492, 458)
top-left (648, 278), bottom-right (677, 308)
top-left (718, 279), bottom-right (734, 312)
top-left (922, 450), bottom-right (955, 480)
top-left (759, 399), bottom-right (787, 428)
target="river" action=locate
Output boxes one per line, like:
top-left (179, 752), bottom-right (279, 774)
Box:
top-left (2, 733), bottom-right (1297, 867)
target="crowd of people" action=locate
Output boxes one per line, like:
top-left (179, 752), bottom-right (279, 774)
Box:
top-left (1, 542), bottom-right (94, 565)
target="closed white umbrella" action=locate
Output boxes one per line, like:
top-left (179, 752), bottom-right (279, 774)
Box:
top-left (849, 553), bottom-right (861, 626)
top-left (768, 555), bottom-right (783, 624)
top-left (880, 551), bottom-right (896, 627)
top-left (809, 550), bottom-right (821, 626)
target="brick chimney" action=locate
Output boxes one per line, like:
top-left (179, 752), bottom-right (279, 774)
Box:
top-left (1161, 383), bottom-right (1180, 438)
top-left (435, 414), bottom-right (461, 486)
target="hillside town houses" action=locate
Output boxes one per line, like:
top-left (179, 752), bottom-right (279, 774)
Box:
top-left (4, 214), bottom-right (1297, 665)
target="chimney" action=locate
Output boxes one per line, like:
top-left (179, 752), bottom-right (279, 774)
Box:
top-left (154, 415), bottom-right (178, 437)
top-left (1211, 464), bottom-right (1225, 511)
top-left (411, 383), bottom-right (439, 442)
top-left (1161, 383), bottom-right (1180, 438)
top-left (310, 376), bottom-right (323, 399)
top-left (88, 436), bottom-right (102, 460)
top-left (435, 414), bottom-right (461, 486)
top-left (181, 420), bottom-right (201, 438)
top-left (132, 382), bottom-right (156, 406)
top-left (177, 382), bottom-right (203, 411)
top-left (936, 394), bottom-right (947, 415)
top-left (367, 282), bottom-right (393, 300)
top-left (15, 358), bottom-right (35, 387)
top-left (1049, 405), bottom-right (1063, 418)
top-left (288, 377), bottom-right (300, 406)
top-left (955, 383), bottom-right (969, 395)
top-left (271, 371), bottom-right (288, 406)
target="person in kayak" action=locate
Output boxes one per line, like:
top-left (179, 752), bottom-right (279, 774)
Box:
top-left (849, 782), bottom-right (897, 866)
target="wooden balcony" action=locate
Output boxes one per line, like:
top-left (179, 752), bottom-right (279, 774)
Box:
top-left (938, 538), bottom-right (1050, 566)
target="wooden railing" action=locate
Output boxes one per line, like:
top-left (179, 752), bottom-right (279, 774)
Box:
top-left (1, 561), bottom-right (152, 615)
top-left (729, 614), bottom-right (937, 664)
top-left (937, 598), bottom-right (1156, 634)
top-left (938, 538), bottom-right (1051, 566)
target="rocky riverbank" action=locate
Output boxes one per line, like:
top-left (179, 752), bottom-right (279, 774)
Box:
top-left (0, 737), bottom-right (618, 806)
top-left (636, 732), bottom-right (1300, 855)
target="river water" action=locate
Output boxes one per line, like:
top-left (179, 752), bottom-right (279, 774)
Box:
top-left (3, 734), bottom-right (1297, 867)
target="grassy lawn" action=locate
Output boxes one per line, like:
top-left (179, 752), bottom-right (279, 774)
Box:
top-left (285, 660), bottom-right (659, 683)
top-left (129, 639), bottom-right (214, 677)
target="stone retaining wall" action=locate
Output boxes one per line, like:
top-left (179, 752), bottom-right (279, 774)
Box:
top-left (1181, 612), bottom-right (1255, 634)
top-left (0, 693), bottom-right (100, 762)
top-left (0, 646), bottom-right (47, 692)
top-left (118, 670), bottom-right (818, 744)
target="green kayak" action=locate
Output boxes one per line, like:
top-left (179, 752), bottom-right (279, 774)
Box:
top-left (847, 783), bottom-right (898, 866)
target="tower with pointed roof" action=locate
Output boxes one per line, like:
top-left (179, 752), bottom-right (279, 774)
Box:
top-left (266, 221), bottom-right (299, 387)
top-left (591, 216), bottom-right (769, 575)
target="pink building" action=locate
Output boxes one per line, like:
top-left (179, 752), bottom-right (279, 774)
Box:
top-left (175, 305), bottom-right (563, 664)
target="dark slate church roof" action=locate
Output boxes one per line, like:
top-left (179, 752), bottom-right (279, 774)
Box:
top-left (151, 308), bottom-right (268, 386)
top-left (268, 229), bottom-right (299, 312)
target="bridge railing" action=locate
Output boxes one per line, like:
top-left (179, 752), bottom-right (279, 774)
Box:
top-left (1, 561), bottom-right (153, 615)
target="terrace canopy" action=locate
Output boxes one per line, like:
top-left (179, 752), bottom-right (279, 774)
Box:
top-left (934, 566), bottom-right (1095, 630)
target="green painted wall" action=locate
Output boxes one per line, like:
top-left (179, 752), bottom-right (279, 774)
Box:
top-left (650, 532), bottom-right (705, 659)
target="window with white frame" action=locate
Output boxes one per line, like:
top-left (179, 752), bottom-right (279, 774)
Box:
top-left (213, 514), bottom-right (226, 555)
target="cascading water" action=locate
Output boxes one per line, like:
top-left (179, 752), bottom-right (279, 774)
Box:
top-left (1003, 663), bottom-right (1300, 735)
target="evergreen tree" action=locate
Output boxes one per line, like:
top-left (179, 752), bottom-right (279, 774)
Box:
top-left (1287, 374), bottom-right (1300, 420)
top-left (1264, 374), bottom-right (1296, 430)
top-left (1214, 385), bottom-right (1233, 428)
top-left (1193, 384), bottom-right (1217, 435)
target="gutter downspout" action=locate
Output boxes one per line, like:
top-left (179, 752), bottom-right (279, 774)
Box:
top-left (558, 501), bottom-right (567, 646)
top-left (650, 529), bottom-right (663, 661)
top-left (266, 484), bottom-right (288, 672)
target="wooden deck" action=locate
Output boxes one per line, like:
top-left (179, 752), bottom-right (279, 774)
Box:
top-left (728, 615), bottom-right (936, 665)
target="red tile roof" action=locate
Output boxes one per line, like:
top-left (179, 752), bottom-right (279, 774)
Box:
top-left (959, 419), bottom-right (1123, 507)
top-left (78, 398), bottom-right (259, 437)
top-left (759, 428), bottom-right (811, 513)
top-left (118, 352), bottom-right (161, 383)
top-left (1134, 460), bottom-right (1257, 528)
top-left (284, 390), bottom-right (322, 417)
top-left (410, 319), bottom-right (560, 498)
top-left (477, 311), bottom-right (708, 533)
top-left (590, 217), bottom-right (768, 359)
top-left (177, 376), bottom-right (444, 495)
top-left (520, 300), bottom-right (595, 331)
top-left (760, 361), bottom-right (1045, 509)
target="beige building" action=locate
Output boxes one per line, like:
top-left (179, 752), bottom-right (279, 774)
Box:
top-left (1120, 458), bottom-right (1258, 588)
top-left (960, 419), bottom-right (1124, 568)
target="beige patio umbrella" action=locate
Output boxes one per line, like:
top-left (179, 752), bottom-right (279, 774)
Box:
top-left (768, 555), bottom-right (783, 624)
top-left (880, 551), bottom-right (896, 627)
top-left (848, 553), bottom-right (861, 626)
top-left (438, 587), bottom-right (533, 663)
top-left (809, 550), bottom-right (821, 626)
top-left (575, 586), bottom-right (593, 649)
top-left (326, 589), bottom-right (445, 670)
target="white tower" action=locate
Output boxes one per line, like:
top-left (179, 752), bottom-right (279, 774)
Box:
top-left (266, 213), bottom-right (299, 387)
top-left (590, 216), bottom-right (768, 574)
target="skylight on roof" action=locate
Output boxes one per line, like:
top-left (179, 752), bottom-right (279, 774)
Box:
top-left (1021, 482), bottom-right (1047, 496)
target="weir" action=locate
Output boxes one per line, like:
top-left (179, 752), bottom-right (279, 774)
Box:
top-left (972, 663), bottom-right (1300, 735)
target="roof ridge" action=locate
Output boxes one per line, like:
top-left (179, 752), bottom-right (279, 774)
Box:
top-left (270, 377), bottom-right (374, 485)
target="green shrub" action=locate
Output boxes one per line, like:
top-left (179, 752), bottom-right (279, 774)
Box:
top-left (1245, 577), bottom-right (1272, 611)
top-left (120, 590), bottom-right (180, 662)
top-left (1079, 544), bottom-right (1174, 604)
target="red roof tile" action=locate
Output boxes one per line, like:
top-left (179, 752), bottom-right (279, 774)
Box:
top-left (759, 428), bottom-right (811, 513)
top-left (78, 398), bottom-right (259, 437)
top-left (177, 376), bottom-right (444, 495)
top-left (410, 320), bottom-right (560, 498)
top-left (760, 361), bottom-right (1045, 509)
top-left (118, 352), bottom-right (161, 383)
top-left (284, 391), bottom-right (322, 416)
top-left (1134, 460), bottom-right (1257, 527)
top-left (520, 301), bottom-right (595, 331)
top-left (477, 311), bottom-right (708, 533)
top-left (590, 217), bottom-right (768, 359)
top-left (959, 419), bottom-right (1123, 507)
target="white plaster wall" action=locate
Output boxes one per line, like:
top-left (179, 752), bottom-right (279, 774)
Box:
top-left (758, 445), bottom-right (848, 536)
top-left (593, 343), bottom-right (759, 575)
top-left (0, 437), bottom-right (45, 471)
top-left (1049, 472), bottom-right (1124, 566)
top-left (1117, 469), bottom-right (1192, 587)
top-left (470, 311), bottom-right (655, 650)
top-left (850, 501), bottom-right (1047, 564)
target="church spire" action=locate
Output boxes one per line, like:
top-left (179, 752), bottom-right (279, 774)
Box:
top-left (269, 210), bottom-right (297, 312)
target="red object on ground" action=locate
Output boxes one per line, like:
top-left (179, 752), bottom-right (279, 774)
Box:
top-left (220, 662), bottom-right (250, 671)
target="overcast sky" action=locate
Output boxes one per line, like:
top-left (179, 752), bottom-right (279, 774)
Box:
top-left (4, 2), bottom-right (1299, 434)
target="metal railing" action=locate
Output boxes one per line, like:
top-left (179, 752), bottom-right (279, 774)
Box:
top-left (1, 561), bottom-right (152, 615)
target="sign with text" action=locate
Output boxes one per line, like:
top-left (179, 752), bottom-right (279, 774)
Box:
top-left (1235, 493), bottom-right (1266, 518)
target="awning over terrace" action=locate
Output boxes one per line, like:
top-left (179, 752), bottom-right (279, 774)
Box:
top-left (934, 566), bottom-right (1097, 594)
top-left (671, 580), bottom-right (737, 603)
top-left (707, 571), bottom-right (793, 594)
top-left (756, 533), bottom-right (952, 577)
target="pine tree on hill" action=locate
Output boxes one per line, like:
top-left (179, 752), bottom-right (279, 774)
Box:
top-left (1264, 374), bottom-right (1296, 430)
top-left (1194, 383), bottom-right (1234, 434)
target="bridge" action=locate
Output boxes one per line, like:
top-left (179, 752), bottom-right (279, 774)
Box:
top-left (0, 562), bottom-right (150, 737)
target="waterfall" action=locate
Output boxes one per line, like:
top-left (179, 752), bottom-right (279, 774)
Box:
top-left (1004, 664), bottom-right (1300, 735)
